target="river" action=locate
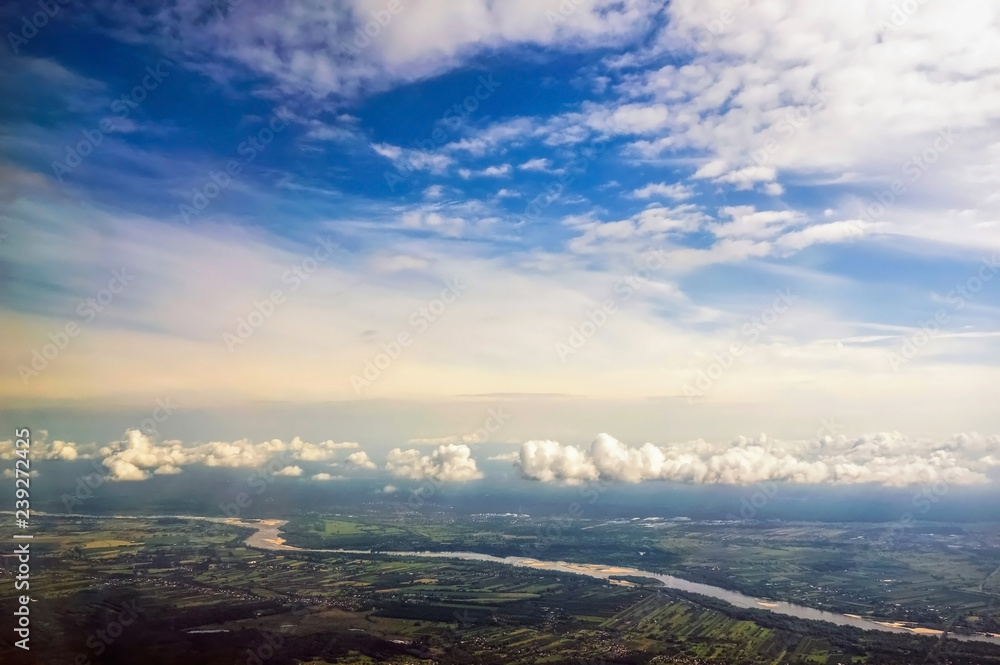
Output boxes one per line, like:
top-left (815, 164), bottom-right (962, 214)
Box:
top-left (239, 518), bottom-right (1000, 645)
top-left (32, 511), bottom-right (1000, 645)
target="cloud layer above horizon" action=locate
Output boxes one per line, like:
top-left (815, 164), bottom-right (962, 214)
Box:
top-left (516, 432), bottom-right (1000, 487)
top-left (2, 429), bottom-right (998, 487)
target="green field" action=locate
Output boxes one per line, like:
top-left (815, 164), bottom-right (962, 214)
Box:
top-left (1, 515), bottom-right (998, 664)
top-left (280, 514), bottom-right (1000, 633)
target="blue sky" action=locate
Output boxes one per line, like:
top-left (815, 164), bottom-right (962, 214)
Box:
top-left (2, 0), bottom-right (1000, 487)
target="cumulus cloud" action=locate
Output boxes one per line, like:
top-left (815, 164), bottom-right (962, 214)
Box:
top-left (97, 431), bottom-right (360, 481)
top-left (105, 459), bottom-right (150, 482)
top-left (294, 439), bottom-right (360, 461)
top-left (275, 465), bottom-right (303, 477)
top-left (516, 432), bottom-right (1000, 487)
top-left (518, 439), bottom-right (599, 484)
top-left (346, 451), bottom-right (377, 469)
top-left (48, 439), bottom-right (81, 460)
top-left (385, 444), bottom-right (483, 482)
top-left (0, 430), bottom-right (99, 461)
top-left (382, 484), bottom-right (399, 493)
top-left (481, 164), bottom-right (511, 177)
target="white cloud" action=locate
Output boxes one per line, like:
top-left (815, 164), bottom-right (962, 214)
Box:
top-left (571, 102), bottom-right (672, 137)
top-left (382, 484), bottom-right (399, 493)
top-left (385, 443), bottom-right (483, 481)
top-left (711, 166), bottom-right (778, 190)
top-left (630, 182), bottom-right (695, 200)
top-left (400, 210), bottom-right (466, 237)
top-left (564, 200), bottom-right (873, 267)
top-left (275, 465), bottom-right (303, 477)
top-left (49, 439), bottom-right (81, 460)
top-left (105, 459), bottom-right (150, 482)
top-left (775, 220), bottom-right (869, 252)
top-left (519, 157), bottom-right (551, 171)
top-left (96, 431), bottom-right (361, 481)
top-left (294, 439), bottom-right (361, 461)
top-left (566, 204), bottom-right (708, 253)
top-left (0, 431), bottom-right (99, 461)
top-left (517, 158), bottom-right (563, 174)
top-left (487, 451), bottom-right (520, 462)
top-left (481, 164), bottom-right (511, 177)
top-left (347, 451), bottom-right (377, 469)
top-left (372, 143), bottom-right (452, 174)
top-left (692, 160), bottom-right (729, 179)
top-left (444, 118), bottom-right (538, 155)
top-left (95, 0), bottom-right (660, 102)
top-left (516, 432), bottom-right (1000, 487)
top-left (408, 431), bottom-right (492, 445)
top-left (312, 472), bottom-right (345, 481)
top-left (600, 0), bottom-right (1000, 252)
top-left (459, 164), bottom-right (512, 178)
top-left (710, 206), bottom-right (803, 240)
top-left (371, 143), bottom-right (402, 160)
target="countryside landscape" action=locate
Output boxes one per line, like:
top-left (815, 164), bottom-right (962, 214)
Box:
top-left (3, 506), bottom-right (1000, 663)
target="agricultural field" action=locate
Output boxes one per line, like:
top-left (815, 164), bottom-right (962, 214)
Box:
top-left (281, 512), bottom-right (1000, 632)
top-left (1, 515), bottom-right (999, 664)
